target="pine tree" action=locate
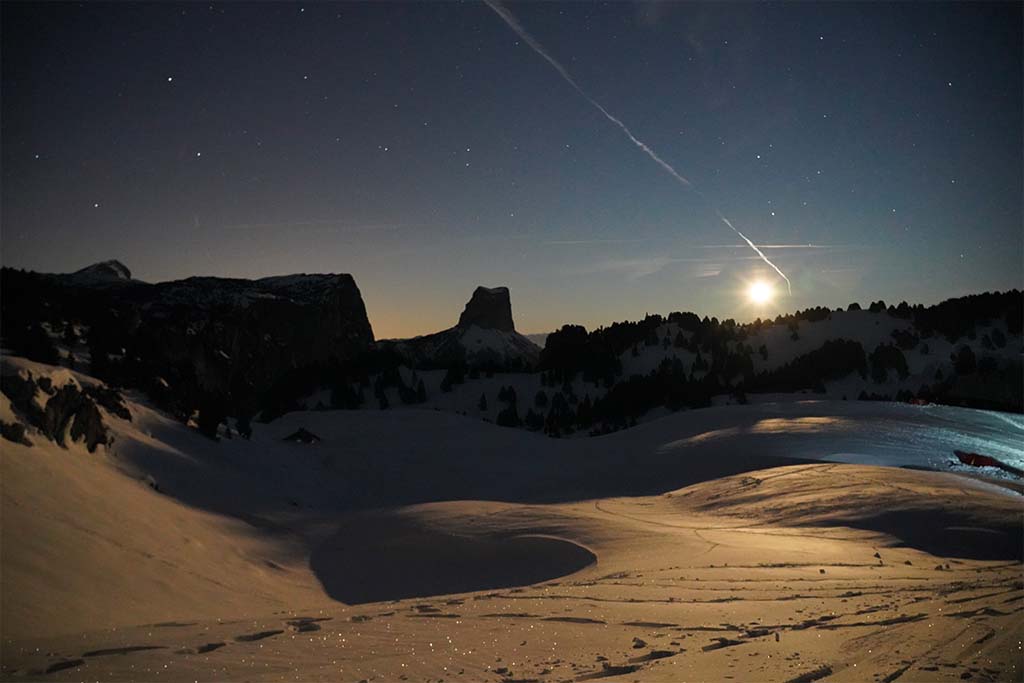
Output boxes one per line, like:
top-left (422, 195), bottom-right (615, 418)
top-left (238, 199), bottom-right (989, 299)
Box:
top-left (952, 346), bottom-right (977, 375)
top-left (496, 403), bottom-right (520, 428)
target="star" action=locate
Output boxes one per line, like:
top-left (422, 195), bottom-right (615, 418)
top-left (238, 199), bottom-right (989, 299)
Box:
top-left (93, 202), bottom-right (100, 208)
top-left (167, 76), bottom-right (173, 82)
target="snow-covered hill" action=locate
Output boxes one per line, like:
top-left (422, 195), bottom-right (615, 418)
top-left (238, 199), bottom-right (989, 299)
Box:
top-left (65, 259), bottom-right (134, 286)
top-left (304, 297), bottom-right (1022, 437)
top-left (617, 307), bottom-right (1019, 400)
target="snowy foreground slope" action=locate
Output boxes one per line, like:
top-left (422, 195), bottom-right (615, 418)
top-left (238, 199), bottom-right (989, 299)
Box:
top-left (1, 355), bottom-right (1022, 681)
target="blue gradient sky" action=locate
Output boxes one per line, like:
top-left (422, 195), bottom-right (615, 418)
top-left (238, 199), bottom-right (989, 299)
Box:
top-left (3, 2), bottom-right (1020, 338)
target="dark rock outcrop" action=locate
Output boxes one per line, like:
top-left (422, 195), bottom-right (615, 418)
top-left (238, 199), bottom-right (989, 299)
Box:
top-left (1, 371), bottom-right (44, 426)
top-left (457, 286), bottom-right (514, 332)
top-left (1, 421), bottom-right (32, 446)
top-left (44, 385), bottom-right (108, 452)
top-left (85, 385), bottom-right (132, 421)
top-left (0, 368), bottom-right (123, 452)
top-left (283, 428), bottom-right (321, 444)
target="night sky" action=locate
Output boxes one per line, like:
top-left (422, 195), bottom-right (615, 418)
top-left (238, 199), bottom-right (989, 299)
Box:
top-left (3, 2), bottom-right (1020, 339)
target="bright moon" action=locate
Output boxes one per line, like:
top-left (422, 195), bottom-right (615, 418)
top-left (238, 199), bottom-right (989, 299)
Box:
top-left (748, 280), bottom-right (775, 304)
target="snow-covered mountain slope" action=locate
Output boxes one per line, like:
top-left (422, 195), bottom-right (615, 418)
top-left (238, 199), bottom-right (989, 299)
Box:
top-left (6, 355), bottom-right (1023, 516)
top-left (618, 308), bottom-right (1016, 378)
top-left (617, 307), bottom-right (1020, 398)
top-left (0, 358), bottom-right (327, 639)
top-left (65, 259), bottom-right (134, 286)
top-left (386, 324), bottom-right (539, 369)
top-left (302, 300), bottom-right (1021, 438)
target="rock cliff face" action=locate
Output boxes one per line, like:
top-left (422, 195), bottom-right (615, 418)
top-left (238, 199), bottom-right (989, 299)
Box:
top-left (141, 273), bottom-right (374, 376)
top-left (0, 264), bottom-right (376, 420)
top-left (457, 287), bottom-right (514, 332)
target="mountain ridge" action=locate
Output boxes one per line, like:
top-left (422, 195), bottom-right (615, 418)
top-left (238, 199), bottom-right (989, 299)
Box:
top-left (1, 260), bottom-right (1020, 441)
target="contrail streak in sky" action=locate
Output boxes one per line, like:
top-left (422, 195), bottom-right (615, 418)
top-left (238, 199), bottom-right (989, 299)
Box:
top-left (484, 0), bottom-right (793, 294)
top-left (715, 212), bottom-right (792, 294)
top-left (483, 0), bottom-right (690, 187)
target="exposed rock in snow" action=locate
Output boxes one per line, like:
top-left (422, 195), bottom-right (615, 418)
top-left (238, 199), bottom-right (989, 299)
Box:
top-left (0, 357), bottom-right (130, 452)
top-left (42, 384), bottom-right (108, 451)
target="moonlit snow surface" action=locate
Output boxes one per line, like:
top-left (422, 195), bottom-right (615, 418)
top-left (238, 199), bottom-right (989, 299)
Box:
top-left (2, 355), bottom-right (1022, 682)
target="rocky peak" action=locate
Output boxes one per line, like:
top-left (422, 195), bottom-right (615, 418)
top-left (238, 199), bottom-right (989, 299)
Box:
top-left (457, 286), bottom-right (515, 332)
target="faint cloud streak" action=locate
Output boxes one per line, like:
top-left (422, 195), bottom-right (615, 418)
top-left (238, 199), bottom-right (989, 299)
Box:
top-left (577, 255), bottom-right (758, 281)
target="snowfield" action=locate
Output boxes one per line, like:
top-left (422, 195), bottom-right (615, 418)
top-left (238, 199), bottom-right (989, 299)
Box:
top-left (1, 354), bottom-right (1022, 681)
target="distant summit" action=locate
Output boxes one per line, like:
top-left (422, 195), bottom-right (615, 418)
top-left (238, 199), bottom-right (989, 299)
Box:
top-left (458, 286), bottom-right (514, 332)
top-left (383, 285), bottom-right (539, 369)
top-left (68, 260), bottom-right (132, 285)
